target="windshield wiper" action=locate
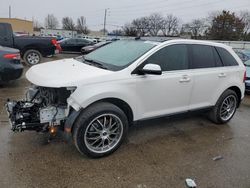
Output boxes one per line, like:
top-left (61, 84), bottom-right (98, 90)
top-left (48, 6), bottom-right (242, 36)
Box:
top-left (85, 58), bottom-right (108, 70)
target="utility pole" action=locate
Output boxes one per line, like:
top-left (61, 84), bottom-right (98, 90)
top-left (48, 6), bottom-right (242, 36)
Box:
top-left (103, 8), bottom-right (109, 36)
top-left (9, 5), bottom-right (11, 18)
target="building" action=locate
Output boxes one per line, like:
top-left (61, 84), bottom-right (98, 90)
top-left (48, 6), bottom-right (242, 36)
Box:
top-left (40, 28), bottom-right (77, 38)
top-left (0, 18), bottom-right (33, 34)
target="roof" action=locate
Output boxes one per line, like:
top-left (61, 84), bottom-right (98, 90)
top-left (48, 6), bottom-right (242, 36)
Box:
top-left (160, 39), bottom-right (232, 49)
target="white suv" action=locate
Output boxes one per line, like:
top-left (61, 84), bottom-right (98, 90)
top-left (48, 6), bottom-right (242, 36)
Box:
top-left (6, 39), bottom-right (245, 158)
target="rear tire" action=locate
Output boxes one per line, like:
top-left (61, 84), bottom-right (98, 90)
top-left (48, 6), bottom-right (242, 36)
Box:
top-left (23, 49), bottom-right (42, 66)
top-left (208, 89), bottom-right (238, 124)
top-left (73, 102), bottom-right (128, 158)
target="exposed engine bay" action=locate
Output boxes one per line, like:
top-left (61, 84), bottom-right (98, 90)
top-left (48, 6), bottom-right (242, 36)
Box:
top-left (5, 86), bottom-right (73, 132)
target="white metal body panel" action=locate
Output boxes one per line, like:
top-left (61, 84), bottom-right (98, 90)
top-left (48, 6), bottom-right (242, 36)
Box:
top-left (26, 39), bottom-right (246, 121)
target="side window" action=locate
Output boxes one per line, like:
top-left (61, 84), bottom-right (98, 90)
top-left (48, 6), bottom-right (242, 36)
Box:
top-left (76, 39), bottom-right (87, 44)
top-left (190, 44), bottom-right (217, 69)
top-left (75, 39), bottom-right (81, 44)
top-left (67, 39), bottom-right (76, 44)
top-left (0, 24), bottom-right (8, 36)
top-left (216, 47), bottom-right (238, 66)
top-left (145, 44), bottom-right (189, 71)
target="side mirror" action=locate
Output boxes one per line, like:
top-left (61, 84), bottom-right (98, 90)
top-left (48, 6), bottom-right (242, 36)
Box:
top-left (140, 64), bottom-right (162, 75)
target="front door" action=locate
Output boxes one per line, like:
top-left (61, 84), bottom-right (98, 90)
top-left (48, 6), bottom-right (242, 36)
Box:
top-left (134, 44), bottom-right (194, 120)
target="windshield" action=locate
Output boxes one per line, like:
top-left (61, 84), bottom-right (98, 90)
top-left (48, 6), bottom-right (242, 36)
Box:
top-left (83, 40), bottom-right (157, 71)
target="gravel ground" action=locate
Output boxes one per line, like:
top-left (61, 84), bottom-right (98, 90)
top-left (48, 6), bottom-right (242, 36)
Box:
top-left (0, 54), bottom-right (250, 188)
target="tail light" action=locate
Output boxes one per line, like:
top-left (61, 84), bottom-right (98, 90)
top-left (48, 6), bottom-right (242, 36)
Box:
top-left (243, 69), bottom-right (246, 82)
top-left (3, 53), bottom-right (21, 60)
top-left (51, 39), bottom-right (62, 52)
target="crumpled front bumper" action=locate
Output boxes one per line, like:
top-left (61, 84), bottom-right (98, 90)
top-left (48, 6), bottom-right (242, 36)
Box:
top-left (5, 100), bottom-right (41, 132)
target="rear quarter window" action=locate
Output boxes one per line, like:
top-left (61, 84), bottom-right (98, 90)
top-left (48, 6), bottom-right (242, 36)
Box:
top-left (216, 47), bottom-right (238, 66)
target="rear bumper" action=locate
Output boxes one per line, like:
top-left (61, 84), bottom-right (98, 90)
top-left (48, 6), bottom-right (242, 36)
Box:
top-left (0, 63), bottom-right (23, 82)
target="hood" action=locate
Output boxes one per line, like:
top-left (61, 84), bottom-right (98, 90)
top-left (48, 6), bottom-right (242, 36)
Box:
top-left (26, 58), bottom-right (112, 87)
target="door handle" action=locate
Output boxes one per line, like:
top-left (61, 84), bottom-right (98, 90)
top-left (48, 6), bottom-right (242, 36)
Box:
top-left (218, 73), bottom-right (226, 78)
top-left (179, 75), bottom-right (191, 83)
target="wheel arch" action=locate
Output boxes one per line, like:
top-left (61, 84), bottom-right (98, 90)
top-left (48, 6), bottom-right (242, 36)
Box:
top-left (227, 86), bottom-right (242, 107)
top-left (96, 98), bottom-right (134, 126)
top-left (65, 97), bottom-right (134, 135)
top-left (21, 45), bottom-right (42, 57)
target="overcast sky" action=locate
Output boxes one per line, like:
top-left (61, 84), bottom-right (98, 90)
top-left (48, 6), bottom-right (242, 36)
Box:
top-left (0, 0), bottom-right (250, 31)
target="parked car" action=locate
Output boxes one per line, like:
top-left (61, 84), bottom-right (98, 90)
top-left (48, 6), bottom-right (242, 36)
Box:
top-left (0, 46), bottom-right (23, 83)
top-left (243, 59), bottom-right (250, 93)
top-left (235, 49), bottom-right (250, 62)
top-left (59, 38), bottom-right (94, 53)
top-left (6, 39), bottom-right (245, 158)
top-left (0, 23), bottom-right (61, 66)
top-left (81, 41), bottom-right (112, 54)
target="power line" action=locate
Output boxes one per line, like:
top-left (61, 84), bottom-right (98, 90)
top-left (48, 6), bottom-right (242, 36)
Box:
top-left (104, 2), bottom-right (250, 30)
top-left (108, 0), bottom-right (250, 18)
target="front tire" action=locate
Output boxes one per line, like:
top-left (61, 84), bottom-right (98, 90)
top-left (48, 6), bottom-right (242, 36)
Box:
top-left (208, 89), bottom-right (238, 124)
top-left (23, 49), bottom-right (42, 66)
top-left (73, 102), bottom-right (128, 158)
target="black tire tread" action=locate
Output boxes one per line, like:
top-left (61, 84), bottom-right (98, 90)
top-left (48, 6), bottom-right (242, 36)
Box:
top-left (23, 49), bottom-right (42, 66)
top-left (73, 102), bottom-right (128, 158)
top-left (208, 89), bottom-right (238, 124)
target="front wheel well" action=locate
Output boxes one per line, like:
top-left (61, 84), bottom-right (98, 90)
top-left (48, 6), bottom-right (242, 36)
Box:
top-left (69, 98), bottom-right (134, 135)
top-left (91, 98), bottom-right (134, 126)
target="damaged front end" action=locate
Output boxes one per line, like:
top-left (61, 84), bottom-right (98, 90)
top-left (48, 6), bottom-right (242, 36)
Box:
top-left (5, 86), bottom-right (74, 133)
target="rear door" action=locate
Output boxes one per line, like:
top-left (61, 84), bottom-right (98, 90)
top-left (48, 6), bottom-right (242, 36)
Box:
top-left (188, 44), bottom-right (226, 109)
top-left (0, 23), bottom-right (14, 47)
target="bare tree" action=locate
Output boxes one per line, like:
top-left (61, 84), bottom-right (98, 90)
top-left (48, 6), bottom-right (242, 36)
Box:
top-left (111, 29), bottom-right (124, 36)
top-left (132, 17), bottom-right (150, 36)
top-left (147, 13), bottom-right (164, 36)
top-left (123, 23), bottom-right (138, 36)
top-left (182, 19), bottom-right (206, 39)
top-left (76, 16), bottom-right (90, 34)
top-left (62, 17), bottom-right (75, 30)
top-left (206, 11), bottom-right (220, 27)
top-left (161, 14), bottom-right (180, 36)
top-left (33, 20), bottom-right (43, 31)
top-left (44, 14), bottom-right (59, 29)
top-left (239, 10), bottom-right (250, 34)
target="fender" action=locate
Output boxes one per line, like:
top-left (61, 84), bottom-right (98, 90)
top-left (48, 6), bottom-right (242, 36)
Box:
top-left (68, 80), bottom-right (137, 117)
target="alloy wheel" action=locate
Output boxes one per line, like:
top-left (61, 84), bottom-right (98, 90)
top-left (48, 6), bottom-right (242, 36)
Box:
top-left (84, 114), bottom-right (123, 154)
top-left (219, 95), bottom-right (237, 121)
top-left (27, 52), bottom-right (40, 65)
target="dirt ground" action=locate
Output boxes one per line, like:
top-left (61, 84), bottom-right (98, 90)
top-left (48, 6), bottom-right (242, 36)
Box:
top-left (0, 54), bottom-right (250, 188)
